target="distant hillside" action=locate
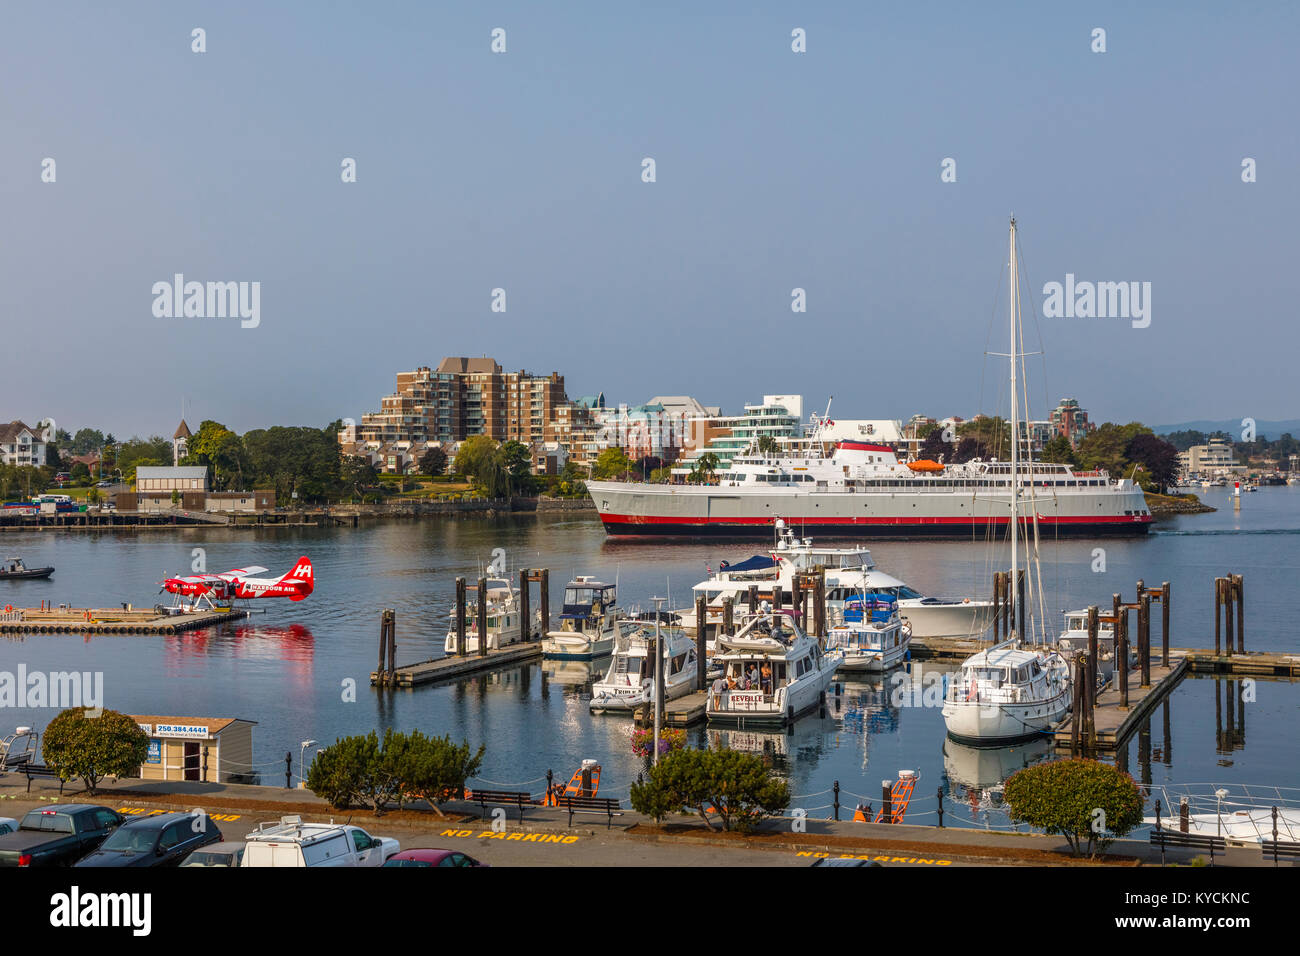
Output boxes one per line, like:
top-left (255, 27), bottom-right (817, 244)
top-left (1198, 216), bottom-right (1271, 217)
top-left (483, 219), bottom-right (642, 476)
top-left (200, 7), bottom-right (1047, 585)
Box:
top-left (1153, 419), bottom-right (1300, 439)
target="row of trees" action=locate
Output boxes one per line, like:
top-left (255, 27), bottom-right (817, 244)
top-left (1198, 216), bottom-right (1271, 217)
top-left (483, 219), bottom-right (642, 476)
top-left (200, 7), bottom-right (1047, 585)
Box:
top-left (306, 730), bottom-right (484, 815)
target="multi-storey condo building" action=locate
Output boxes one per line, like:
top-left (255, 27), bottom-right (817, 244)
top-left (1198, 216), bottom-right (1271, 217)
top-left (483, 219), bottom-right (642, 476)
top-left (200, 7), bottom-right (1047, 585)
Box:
top-left (345, 357), bottom-right (600, 472)
top-left (1050, 398), bottom-right (1095, 446)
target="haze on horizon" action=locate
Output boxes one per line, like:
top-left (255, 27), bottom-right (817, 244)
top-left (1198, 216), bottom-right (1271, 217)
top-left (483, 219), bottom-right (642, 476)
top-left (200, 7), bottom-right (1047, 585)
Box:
top-left (2, 2), bottom-right (1296, 440)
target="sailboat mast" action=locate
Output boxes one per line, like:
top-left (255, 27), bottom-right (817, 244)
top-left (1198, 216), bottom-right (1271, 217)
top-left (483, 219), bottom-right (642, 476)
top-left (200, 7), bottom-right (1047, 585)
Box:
top-left (1008, 216), bottom-right (1020, 637)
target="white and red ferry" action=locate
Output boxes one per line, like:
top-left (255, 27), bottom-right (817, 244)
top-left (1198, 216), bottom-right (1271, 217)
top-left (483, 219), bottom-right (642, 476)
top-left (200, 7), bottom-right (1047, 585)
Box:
top-left (588, 441), bottom-right (1152, 537)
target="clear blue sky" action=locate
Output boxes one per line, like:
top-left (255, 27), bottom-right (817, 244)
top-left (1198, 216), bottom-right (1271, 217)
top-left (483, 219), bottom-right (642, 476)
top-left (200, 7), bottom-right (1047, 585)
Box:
top-left (3, 2), bottom-right (1296, 438)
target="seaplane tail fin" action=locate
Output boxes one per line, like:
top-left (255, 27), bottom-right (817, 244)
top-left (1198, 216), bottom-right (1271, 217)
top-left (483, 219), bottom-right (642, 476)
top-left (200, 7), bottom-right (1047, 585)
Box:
top-left (281, 556), bottom-right (314, 599)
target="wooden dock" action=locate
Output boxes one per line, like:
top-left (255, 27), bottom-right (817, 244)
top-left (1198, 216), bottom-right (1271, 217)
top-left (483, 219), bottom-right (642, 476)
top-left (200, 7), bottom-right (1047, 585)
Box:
top-left (633, 690), bottom-right (709, 728)
top-left (1183, 650), bottom-right (1300, 677)
top-left (371, 642), bottom-right (543, 687)
top-left (1053, 655), bottom-right (1189, 752)
top-left (909, 636), bottom-right (994, 661)
top-left (0, 607), bottom-right (246, 635)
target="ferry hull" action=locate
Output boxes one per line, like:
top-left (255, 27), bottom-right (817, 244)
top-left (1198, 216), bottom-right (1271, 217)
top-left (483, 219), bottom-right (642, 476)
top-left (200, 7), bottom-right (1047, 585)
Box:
top-left (588, 481), bottom-right (1152, 539)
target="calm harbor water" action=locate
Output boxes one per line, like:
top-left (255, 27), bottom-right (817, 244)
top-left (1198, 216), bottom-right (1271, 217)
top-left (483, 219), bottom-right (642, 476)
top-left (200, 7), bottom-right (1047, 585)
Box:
top-left (2, 484), bottom-right (1297, 828)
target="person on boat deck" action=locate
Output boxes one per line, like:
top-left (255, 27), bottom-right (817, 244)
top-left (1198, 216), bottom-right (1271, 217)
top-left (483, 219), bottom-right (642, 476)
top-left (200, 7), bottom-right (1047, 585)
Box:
top-left (760, 663), bottom-right (773, 693)
top-left (746, 664), bottom-right (760, 687)
top-left (711, 676), bottom-right (726, 707)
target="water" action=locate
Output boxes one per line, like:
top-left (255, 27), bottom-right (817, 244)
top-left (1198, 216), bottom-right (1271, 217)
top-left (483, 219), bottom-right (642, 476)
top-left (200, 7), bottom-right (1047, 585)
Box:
top-left (2, 486), bottom-right (1297, 829)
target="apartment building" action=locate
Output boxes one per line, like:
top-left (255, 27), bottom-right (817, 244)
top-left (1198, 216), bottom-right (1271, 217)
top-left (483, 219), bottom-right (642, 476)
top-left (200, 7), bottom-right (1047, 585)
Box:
top-left (345, 357), bottom-right (601, 473)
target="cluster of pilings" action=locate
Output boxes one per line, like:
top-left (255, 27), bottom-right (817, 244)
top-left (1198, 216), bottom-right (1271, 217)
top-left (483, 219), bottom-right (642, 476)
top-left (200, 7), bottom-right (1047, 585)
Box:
top-left (1068, 579), bottom-right (1173, 756)
top-left (1213, 573), bottom-right (1245, 655)
top-left (990, 569), bottom-right (1026, 641)
top-left (373, 569), bottom-right (552, 685)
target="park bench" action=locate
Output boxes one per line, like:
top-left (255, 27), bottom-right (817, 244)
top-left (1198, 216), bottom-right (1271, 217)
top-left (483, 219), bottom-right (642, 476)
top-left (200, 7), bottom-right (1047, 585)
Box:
top-left (560, 794), bottom-right (623, 829)
top-left (473, 789), bottom-right (533, 822)
top-left (1261, 840), bottom-right (1300, 865)
top-left (23, 764), bottom-right (67, 795)
top-left (1149, 826), bottom-right (1227, 864)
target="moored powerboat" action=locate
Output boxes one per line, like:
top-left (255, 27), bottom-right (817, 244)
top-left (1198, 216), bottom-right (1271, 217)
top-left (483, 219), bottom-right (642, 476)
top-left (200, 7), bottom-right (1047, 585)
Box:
top-left (541, 576), bottom-right (621, 660)
top-left (825, 593), bottom-right (911, 672)
top-left (706, 610), bottom-right (842, 726)
top-left (589, 620), bottom-right (698, 713)
top-left (442, 576), bottom-right (537, 654)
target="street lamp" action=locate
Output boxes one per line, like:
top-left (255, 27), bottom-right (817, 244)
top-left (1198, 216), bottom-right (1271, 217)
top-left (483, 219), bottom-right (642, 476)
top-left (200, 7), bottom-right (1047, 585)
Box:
top-left (299, 739), bottom-right (317, 787)
top-left (1215, 788), bottom-right (1229, 837)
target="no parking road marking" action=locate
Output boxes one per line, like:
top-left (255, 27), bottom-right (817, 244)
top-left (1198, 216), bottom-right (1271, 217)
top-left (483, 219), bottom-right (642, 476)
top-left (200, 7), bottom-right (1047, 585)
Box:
top-left (117, 807), bottom-right (242, 822)
top-left (797, 850), bottom-right (951, 865)
top-left (440, 828), bottom-right (581, 845)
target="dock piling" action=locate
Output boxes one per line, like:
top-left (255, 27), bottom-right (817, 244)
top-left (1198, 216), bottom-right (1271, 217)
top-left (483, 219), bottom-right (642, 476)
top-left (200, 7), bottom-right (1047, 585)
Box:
top-left (387, 610), bottom-right (396, 679)
top-left (1214, 577), bottom-right (1223, 655)
top-left (1139, 592), bottom-right (1152, 687)
top-left (1116, 605), bottom-right (1129, 709)
top-left (722, 597), bottom-right (734, 638)
top-left (477, 577), bottom-right (488, 657)
top-left (833, 780), bottom-right (840, 821)
top-left (540, 569), bottom-right (550, 636)
top-left (881, 780), bottom-right (893, 824)
top-left (285, 752), bottom-right (292, 789)
top-left (455, 577), bottom-right (467, 656)
top-left (519, 569), bottom-right (530, 643)
top-left (695, 593), bottom-right (708, 692)
top-left (1233, 573), bottom-right (1244, 653)
top-left (813, 569), bottom-right (826, 637)
top-left (937, 788), bottom-right (944, 828)
top-left (1161, 581), bottom-right (1171, 667)
top-left (1223, 574), bottom-right (1235, 657)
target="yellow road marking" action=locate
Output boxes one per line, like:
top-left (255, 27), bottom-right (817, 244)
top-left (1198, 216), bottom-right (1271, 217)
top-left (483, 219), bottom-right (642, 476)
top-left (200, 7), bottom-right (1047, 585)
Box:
top-left (439, 828), bottom-right (580, 844)
top-left (116, 807), bottom-right (242, 822)
top-left (797, 850), bottom-right (951, 865)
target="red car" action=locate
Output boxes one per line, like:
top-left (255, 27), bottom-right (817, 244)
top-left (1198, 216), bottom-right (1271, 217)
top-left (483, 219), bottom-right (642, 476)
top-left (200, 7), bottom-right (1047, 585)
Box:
top-left (382, 849), bottom-right (486, 867)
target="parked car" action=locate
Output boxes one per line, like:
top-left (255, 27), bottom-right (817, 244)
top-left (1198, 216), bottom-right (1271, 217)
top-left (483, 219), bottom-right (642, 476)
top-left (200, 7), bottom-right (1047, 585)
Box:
top-left (180, 841), bottom-right (246, 867)
top-left (0, 817), bottom-right (18, 836)
top-left (383, 848), bottom-right (487, 867)
top-left (242, 815), bottom-right (399, 867)
top-left (74, 811), bottom-right (222, 867)
top-left (0, 805), bottom-right (125, 867)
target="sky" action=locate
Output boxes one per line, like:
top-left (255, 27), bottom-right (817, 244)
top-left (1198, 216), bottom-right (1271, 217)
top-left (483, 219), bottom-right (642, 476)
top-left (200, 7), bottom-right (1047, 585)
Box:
top-left (2, 2), bottom-right (1297, 440)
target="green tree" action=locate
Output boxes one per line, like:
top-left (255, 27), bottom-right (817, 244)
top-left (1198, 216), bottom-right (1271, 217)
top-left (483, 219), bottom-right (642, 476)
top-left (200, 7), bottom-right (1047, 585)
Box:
top-left (70, 462), bottom-right (91, 483)
top-left (419, 446), bottom-right (448, 477)
top-left (629, 747), bottom-right (790, 833)
top-left (1040, 435), bottom-right (1076, 465)
top-left (453, 435), bottom-right (499, 485)
top-left (592, 447), bottom-right (633, 480)
top-left (1003, 758), bottom-right (1144, 857)
top-left (756, 435), bottom-right (778, 458)
top-left (689, 451), bottom-right (721, 483)
top-left (42, 709), bottom-right (150, 795)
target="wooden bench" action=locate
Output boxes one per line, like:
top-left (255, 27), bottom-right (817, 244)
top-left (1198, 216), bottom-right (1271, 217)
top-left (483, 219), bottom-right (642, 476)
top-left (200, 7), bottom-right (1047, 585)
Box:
top-left (1150, 827), bottom-right (1227, 864)
top-left (473, 789), bottom-right (532, 822)
top-left (561, 795), bottom-right (623, 828)
top-left (1261, 840), bottom-right (1300, 864)
top-left (23, 764), bottom-right (67, 795)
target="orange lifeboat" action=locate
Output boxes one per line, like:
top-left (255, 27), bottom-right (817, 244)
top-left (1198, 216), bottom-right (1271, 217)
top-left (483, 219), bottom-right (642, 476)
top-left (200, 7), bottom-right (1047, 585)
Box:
top-left (906, 459), bottom-right (944, 473)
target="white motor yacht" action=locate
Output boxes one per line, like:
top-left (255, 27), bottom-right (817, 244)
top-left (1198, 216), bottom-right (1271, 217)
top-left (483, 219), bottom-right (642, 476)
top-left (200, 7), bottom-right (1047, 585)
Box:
top-left (442, 577), bottom-right (536, 654)
top-left (706, 610), bottom-right (843, 726)
top-left (589, 620), bottom-right (698, 713)
top-left (541, 576), bottom-right (621, 660)
top-left (825, 594), bottom-right (911, 672)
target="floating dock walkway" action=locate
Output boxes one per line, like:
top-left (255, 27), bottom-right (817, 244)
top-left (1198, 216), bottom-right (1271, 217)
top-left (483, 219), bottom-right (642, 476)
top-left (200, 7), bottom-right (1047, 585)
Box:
top-left (370, 642), bottom-right (542, 687)
top-left (0, 606), bottom-right (246, 635)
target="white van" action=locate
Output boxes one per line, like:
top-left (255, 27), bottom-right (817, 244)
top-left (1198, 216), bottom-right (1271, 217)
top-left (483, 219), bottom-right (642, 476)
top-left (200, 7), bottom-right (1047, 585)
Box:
top-left (241, 815), bottom-right (400, 868)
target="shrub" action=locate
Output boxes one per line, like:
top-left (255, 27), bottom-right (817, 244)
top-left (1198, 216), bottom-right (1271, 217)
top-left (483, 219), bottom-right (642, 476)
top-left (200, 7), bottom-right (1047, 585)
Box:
top-left (399, 733), bottom-right (485, 817)
top-left (1003, 758), bottom-right (1143, 857)
top-left (42, 708), bottom-right (150, 795)
top-left (306, 729), bottom-right (484, 816)
top-left (630, 747), bottom-right (789, 833)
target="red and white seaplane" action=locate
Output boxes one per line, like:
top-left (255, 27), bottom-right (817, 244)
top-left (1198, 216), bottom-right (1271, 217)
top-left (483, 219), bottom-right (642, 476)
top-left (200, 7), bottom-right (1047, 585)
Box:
top-left (160, 556), bottom-right (314, 611)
